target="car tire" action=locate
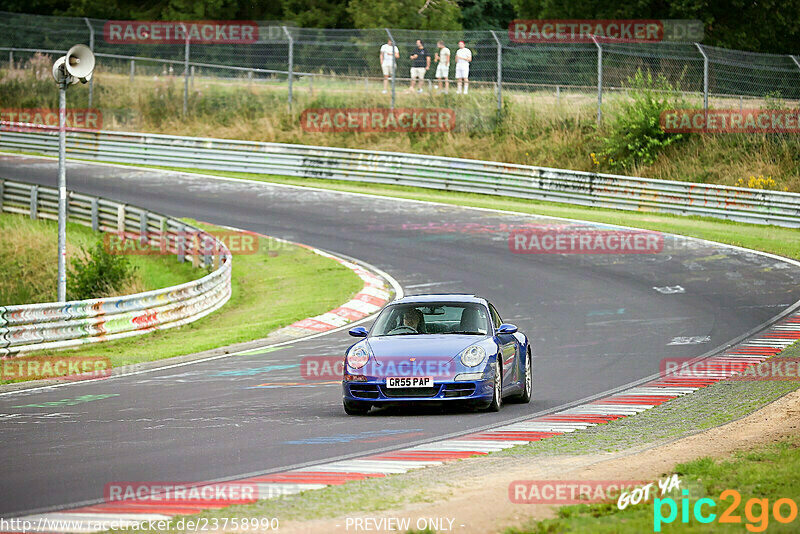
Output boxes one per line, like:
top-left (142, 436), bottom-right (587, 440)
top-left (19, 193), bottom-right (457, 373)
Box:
top-left (509, 347), bottom-right (532, 404)
top-left (343, 399), bottom-right (371, 415)
top-left (483, 359), bottom-right (502, 412)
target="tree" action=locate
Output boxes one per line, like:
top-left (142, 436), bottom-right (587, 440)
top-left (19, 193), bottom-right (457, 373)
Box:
top-left (283, 0), bottom-right (353, 28)
top-left (459, 0), bottom-right (516, 30)
top-left (347, 0), bottom-right (462, 30)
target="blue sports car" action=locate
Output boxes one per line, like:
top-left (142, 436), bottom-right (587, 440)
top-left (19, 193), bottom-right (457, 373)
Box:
top-left (342, 294), bottom-right (532, 415)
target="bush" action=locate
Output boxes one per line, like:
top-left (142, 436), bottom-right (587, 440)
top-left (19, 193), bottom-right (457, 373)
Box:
top-left (67, 241), bottom-right (138, 300)
top-left (597, 70), bottom-right (688, 170)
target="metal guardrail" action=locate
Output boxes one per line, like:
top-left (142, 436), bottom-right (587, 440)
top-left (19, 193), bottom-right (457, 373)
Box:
top-left (1, 125), bottom-right (799, 227)
top-left (0, 178), bottom-right (232, 356)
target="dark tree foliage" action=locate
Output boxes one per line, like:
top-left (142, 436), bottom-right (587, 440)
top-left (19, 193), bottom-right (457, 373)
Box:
top-left (510, 0), bottom-right (800, 54)
top-left (0, 0), bottom-right (796, 53)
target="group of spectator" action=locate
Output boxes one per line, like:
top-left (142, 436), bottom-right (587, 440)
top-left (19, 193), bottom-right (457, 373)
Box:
top-left (379, 39), bottom-right (472, 95)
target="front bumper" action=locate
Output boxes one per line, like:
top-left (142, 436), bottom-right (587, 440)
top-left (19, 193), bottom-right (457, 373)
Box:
top-left (342, 377), bottom-right (494, 403)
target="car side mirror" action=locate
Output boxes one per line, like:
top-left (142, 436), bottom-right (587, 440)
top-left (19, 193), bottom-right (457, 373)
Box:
top-left (497, 323), bottom-right (518, 335)
top-left (349, 326), bottom-right (368, 337)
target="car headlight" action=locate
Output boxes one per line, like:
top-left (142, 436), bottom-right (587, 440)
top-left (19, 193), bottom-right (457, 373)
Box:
top-left (459, 344), bottom-right (486, 367)
top-left (347, 345), bottom-right (370, 369)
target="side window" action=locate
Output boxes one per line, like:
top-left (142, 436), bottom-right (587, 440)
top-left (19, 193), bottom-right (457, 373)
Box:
top-left (488, 304), bottom-right (502, 329)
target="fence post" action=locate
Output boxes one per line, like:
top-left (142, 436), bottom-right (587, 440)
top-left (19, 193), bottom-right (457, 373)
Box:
top-left (695, 43), bottom-right (708, 112)
top-left (309, 74), bottom-right (313, 95)
top-left (183, 26), bottom-right (190, 116)
top-left (283, 26), bottom-right (294, 111)
top-left (386, 28), bottom-right (396, 110)
top-left (84, 17), bottom-right (95, 107)
top-left (8, 50), bottom-right (13, 69)
top-left (490, 30), bottom-right (503, 116)
top-left (190, 65), bottom-right (195, 88)
top-left (129, 59), bottom-right (135, 83)
top-left (592, 36), bottom-right (602, 125)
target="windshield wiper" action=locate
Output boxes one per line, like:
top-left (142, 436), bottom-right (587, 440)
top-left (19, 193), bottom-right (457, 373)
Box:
top-left (443, 331), bottom-right (485, 335)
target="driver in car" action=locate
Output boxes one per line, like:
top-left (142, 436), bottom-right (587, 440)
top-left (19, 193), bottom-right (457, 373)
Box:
top-left (401, 308), bottom-right (424, 332)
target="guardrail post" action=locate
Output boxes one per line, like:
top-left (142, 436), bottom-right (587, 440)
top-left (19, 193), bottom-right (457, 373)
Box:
top-left (592, 36), bottom-right (603, 125)
top-left (30, 185), bottom-right (38, 220)
top-left (0, 179), bottom-right (3, 213)
top-left (129, 59), bottom-right (135, 83)
top-left (490, 30), bottom-right (503, 116)
top-left (386, 28), bottom-right (397, 110)
top-left (117, 204), bottom-right (126, 233)
top-left (695, 43), bottom-right (708, 112)
top-left (90, 197), bottom-right (98, 231)
top-left (139, 210), bottom-right (148, 247)
top-left (177, 224), bottom-right (186, 263)
top-left (283, 26), bottom-right (294, 112)
top-left (84, 17), bottom-right (95, 108)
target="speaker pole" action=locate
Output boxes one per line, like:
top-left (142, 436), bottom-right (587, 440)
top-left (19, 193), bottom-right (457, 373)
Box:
top-left (57, 80), bottom-right (68, 302)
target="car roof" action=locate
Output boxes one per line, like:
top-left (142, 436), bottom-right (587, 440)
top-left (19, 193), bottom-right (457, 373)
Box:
top-left (392, 294), bottom-right (488, 305)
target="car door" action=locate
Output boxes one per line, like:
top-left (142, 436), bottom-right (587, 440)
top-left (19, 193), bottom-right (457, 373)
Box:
top-left (489, 303), bottom-right (517, 389)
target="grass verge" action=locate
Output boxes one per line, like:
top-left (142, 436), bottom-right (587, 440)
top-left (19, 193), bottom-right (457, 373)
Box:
top-left (4, 218), bottom-right (363, 378)
top-left (0, 212), bottom-right (196, 305)
top-left (507, 442), bottom-right (800, 533)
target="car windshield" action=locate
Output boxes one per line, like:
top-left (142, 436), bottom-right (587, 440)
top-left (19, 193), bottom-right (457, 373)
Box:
top-left (371, 303), bottom-right (491, 337)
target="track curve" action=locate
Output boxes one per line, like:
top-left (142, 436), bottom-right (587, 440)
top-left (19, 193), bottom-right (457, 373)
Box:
top-left (1, 154), bottom-right (799, 517)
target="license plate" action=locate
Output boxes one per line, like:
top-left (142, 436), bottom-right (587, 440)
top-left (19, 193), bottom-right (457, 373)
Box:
top-left (386, 376), bottom-right (433, 388)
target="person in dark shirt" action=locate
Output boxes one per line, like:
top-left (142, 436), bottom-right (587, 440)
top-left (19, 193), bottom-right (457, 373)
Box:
top-left (408, 39), bottom-right (430, 93)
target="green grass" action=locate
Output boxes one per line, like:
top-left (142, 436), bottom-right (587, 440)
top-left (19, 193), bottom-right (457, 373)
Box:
top-left (507, 436), bottom-right (800, 533)
top-left (5, 217), bottom-right (364, 375)
top-left (0, 212), bottom-right (197, 305)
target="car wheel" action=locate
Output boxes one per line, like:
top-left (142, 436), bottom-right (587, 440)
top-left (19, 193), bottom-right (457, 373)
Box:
top-left (509, 348), bottom-right (532, 404)
top-left (484, 359), bottom-right (502, 412)
top-left (343, 399), bottom-right (371, 415)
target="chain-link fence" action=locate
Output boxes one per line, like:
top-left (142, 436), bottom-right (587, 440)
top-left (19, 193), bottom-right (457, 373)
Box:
top-left (2, 10), bottom-right (800, 124)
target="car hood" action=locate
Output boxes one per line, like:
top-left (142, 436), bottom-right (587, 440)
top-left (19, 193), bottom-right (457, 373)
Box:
top-left (367, 334), bottom-right (487, 360)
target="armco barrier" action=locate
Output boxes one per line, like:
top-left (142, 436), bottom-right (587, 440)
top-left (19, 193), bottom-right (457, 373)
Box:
top-left (1, 125), bottom-right (799, 227)
top-left (0, 178), bottom-right (232, 357)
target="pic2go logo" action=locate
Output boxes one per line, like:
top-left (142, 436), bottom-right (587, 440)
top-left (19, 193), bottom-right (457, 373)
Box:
top-left (654, 490), bottom-right (798, 532)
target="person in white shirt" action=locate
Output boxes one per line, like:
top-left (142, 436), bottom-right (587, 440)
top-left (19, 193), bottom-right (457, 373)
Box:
top-left (455, 40), bottom-right (472, 95)
top-left (434, 40), bottom-right (450, 93)
top-left (379, 39), bottom-right (399, 94)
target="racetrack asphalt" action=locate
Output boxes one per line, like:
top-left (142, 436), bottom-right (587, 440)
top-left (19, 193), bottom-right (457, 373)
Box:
top-left (1, 154), bottom-right (799, 517)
